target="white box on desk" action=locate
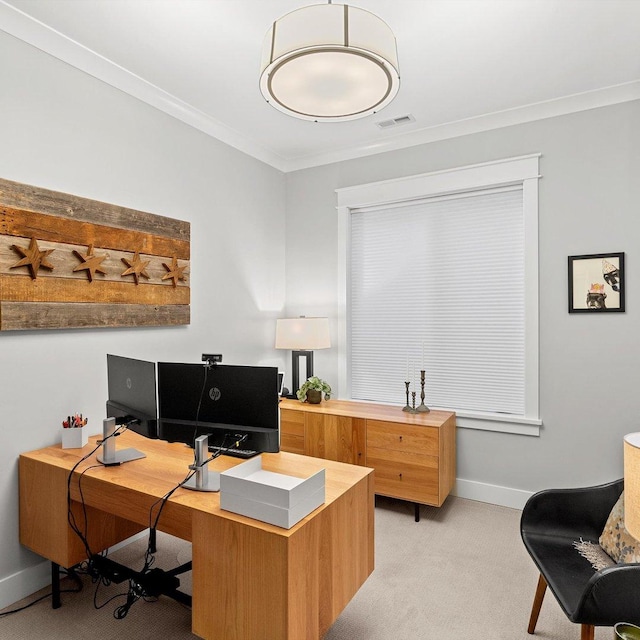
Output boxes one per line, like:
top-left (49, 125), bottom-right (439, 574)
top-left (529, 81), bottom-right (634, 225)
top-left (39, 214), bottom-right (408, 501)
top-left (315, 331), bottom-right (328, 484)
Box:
top-left (219, 457), bottom-right (325, 529)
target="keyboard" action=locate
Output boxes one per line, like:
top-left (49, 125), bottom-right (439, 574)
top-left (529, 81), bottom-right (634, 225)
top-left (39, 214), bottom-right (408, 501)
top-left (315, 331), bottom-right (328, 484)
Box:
top-left (209, 445), bottom-right (260, 459)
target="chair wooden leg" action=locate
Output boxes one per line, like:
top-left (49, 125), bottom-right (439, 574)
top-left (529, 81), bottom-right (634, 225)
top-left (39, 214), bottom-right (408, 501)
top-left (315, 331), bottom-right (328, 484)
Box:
top-left (527, 573), bottom-right (547, 634)
top-left (580, 623), bottom-right (594, 640)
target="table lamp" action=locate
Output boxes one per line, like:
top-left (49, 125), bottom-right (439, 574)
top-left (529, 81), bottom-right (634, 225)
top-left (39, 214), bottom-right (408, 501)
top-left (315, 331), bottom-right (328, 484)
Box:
top-left (624, 433), bottom-right (640, 539)
top-left (275, 316), bottom-right (330, 398)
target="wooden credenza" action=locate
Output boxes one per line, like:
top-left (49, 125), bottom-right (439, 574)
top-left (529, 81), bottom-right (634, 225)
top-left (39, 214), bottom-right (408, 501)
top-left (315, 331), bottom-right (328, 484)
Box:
top-left (280, 398), bottom-right (456, 520)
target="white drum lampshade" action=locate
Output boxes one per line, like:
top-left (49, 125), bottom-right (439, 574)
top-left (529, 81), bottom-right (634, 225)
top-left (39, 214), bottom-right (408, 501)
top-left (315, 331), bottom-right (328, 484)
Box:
top-left (260, 3), bottom-right (400, 122)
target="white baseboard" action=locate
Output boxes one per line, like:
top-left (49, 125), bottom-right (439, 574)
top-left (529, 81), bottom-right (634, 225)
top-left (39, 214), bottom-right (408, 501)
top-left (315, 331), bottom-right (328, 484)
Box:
top-left (0, 559), bottom-right (50, 610)
top-left (453, 478), bottom-right (533, 510)
top-left (0, 530), bottom-right (148, 611)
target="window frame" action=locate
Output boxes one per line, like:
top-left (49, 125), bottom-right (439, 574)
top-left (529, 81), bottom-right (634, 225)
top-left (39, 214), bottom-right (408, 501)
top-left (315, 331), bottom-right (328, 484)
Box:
top-left (336, 154), bottom-right (541, 436)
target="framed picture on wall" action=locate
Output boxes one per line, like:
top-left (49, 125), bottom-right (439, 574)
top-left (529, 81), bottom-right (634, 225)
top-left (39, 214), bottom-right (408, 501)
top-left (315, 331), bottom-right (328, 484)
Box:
top-left (568, 252), bottom-right (625, 313)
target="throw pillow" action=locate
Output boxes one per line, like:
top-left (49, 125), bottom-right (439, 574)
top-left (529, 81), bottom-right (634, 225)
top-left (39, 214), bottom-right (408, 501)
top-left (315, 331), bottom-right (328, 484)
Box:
top-left (599, 491), bottom-right (640, 564)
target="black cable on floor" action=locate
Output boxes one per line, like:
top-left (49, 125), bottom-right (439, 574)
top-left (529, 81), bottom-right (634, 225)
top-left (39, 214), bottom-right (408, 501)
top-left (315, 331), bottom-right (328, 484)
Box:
top-left (0, 570), bottom-right (83, 618)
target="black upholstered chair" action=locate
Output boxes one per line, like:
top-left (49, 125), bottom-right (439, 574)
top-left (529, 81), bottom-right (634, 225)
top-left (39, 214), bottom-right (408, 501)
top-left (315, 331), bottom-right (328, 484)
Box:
top-left (521, 478), bottom-right (640, 640)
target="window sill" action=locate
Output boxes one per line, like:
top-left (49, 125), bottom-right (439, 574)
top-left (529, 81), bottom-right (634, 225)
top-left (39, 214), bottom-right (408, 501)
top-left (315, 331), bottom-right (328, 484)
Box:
top-left (453, 410), bottom-right (541, 436)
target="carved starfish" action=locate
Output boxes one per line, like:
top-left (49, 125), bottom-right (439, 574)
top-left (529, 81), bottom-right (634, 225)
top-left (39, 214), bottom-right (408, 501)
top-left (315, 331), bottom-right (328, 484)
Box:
top-left (121, 251), bottom-right (150, 285)
top-left (161, 256), bottom-right (187, 288)
top-left (10, 237), bottom-right (55, 280)
top-left (73, 244), bottom-right (107, 282)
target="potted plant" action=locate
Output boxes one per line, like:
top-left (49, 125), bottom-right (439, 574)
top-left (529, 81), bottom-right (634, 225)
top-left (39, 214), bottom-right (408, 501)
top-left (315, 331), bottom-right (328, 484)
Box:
top-left (297, 376), bottom-right (332, 404)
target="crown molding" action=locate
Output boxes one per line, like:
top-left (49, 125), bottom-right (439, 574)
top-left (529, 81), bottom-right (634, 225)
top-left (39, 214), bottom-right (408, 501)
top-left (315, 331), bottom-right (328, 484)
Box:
top-left (283, 80), bottom-right (640, 172)
top-left (2, 1), bottom-right (639, 175)
top-left (0, 1), bottom-right (289, 172)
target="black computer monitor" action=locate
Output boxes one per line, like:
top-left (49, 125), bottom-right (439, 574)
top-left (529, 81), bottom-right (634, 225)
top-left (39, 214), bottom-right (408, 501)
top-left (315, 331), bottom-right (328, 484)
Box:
top-left (157, 362), bottom-right (280, 453)
top-left (106, 354), bottom-right (158, 439)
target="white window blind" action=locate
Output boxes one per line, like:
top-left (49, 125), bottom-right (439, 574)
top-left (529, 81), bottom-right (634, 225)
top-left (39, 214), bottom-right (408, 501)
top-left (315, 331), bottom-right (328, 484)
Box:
top-left (350, 187), bottom-right (525, 415)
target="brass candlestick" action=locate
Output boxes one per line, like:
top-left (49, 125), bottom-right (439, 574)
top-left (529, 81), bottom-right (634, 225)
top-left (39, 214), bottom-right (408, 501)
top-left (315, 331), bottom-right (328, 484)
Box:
top-left (403, 381), bottom-right (411, 412)
top-left (417, 370), bottom-right (430, 413)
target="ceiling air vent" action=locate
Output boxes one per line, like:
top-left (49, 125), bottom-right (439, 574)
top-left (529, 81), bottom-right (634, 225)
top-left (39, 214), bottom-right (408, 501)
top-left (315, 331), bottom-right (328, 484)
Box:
top-left (375, 114), bottom-right (416, 129)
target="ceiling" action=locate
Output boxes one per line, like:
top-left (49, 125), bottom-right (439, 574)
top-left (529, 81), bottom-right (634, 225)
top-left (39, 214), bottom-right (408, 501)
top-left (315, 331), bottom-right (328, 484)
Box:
top-left (2, 0), bottom-right (639, 172)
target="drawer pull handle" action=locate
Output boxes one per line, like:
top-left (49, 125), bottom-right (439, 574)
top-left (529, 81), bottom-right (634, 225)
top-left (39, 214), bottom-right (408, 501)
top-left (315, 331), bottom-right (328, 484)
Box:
top-left (399, 473), bottom-right (403, 480)
top-left (399, 436), bottom-right (403, 442)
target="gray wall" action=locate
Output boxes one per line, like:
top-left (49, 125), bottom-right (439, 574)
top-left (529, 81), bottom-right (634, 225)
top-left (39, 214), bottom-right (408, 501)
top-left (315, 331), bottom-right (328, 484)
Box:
top-left (285, 100), bottom-right (640, 497)
top-left (0, 31), bottom-right (286, 604)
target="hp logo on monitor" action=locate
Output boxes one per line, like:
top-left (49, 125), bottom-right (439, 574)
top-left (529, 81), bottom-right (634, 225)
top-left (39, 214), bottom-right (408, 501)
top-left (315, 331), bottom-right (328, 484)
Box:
top-left (209, 387), bottom-right (221, 401)
top-left (126, 377), bottom-right (132, 389)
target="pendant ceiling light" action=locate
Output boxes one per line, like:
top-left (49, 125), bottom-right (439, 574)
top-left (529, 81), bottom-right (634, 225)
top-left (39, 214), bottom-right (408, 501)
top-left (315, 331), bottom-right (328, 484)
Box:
top-left (260, 2), bottom-right (400, 122)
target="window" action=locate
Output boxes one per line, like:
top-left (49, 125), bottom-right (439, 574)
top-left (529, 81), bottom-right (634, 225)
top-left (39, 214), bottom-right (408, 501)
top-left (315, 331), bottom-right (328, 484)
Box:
top-left (336, 155), bottom-right (541, 435)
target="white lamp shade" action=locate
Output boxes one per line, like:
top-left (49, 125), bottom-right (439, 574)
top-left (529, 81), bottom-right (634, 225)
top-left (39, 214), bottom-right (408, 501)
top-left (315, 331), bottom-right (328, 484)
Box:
top-left (275, 317), bottom-right (331, 350)
top-left (260, 3), bottom-right (400, 122)
top-left (624, 432), bottom-right (640, 540)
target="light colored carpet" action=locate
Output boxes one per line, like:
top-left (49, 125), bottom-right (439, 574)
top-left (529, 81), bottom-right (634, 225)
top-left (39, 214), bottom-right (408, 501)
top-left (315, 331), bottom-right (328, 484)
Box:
top-left (0, 496), bottom-right (615, 639)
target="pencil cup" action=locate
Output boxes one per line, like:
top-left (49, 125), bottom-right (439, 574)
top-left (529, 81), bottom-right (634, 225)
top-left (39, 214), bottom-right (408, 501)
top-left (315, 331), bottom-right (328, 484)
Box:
top-left (61, 427), bottom-right (88, 449)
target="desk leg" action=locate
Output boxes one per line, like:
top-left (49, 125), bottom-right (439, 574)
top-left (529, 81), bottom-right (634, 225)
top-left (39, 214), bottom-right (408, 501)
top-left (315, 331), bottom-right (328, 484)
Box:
top-left (415, 503), bottom-right (420, 522)
top-left (51, 562), bottom-right (61, 609)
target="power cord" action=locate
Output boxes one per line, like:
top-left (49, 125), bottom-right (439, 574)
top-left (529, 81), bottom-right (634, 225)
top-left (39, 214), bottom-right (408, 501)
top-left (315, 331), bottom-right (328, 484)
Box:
top-left (66, 422), bottom-right (130, 561)
top-left (190, 364), bottom-right (210, 449)
top-left (142, 433), bottom-right (234, 566)
top-left (140, 431), bottom-right (238, 585)
top-left (91, 464), bottom-right (201, 620)
top-left (0, 569), bottom-right (82, 618)
top-left (66, 411), bottom-right (240, 620)
top-left (97, 374), bottom-right (217, 621)
top-left (123, 432), bottom-right (227, 616)
top-left (91, 576), bottom-right (134, 619)
top-left (144, 364), bottom-right (225, 569)
top-left (64, 419), bottom-right (148, 620)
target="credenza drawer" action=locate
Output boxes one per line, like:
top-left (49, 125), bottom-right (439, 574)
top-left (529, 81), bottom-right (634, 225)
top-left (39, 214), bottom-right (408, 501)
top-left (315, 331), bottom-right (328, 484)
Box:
top-left (280, 433), bottom-right (305, 455)
top-left (367, 420), bottom-right (438, 456)
top-left (367, 446), bottom-right (439, 504)
top-left (280, 409), bottom-right (305, 437)
top-left (280, 409), bottom-right (306, 454)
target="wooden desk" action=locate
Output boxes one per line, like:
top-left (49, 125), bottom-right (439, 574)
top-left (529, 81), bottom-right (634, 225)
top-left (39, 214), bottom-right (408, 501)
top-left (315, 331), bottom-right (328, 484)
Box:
top-left (19, 432), bottom-right (374, 640)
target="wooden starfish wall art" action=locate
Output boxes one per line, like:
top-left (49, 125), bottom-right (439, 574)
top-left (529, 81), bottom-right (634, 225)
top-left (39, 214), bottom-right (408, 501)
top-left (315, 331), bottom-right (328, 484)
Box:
top-left (10, 237), bottom-right (55, 280)
top-left (162, 256), bottom-right (187, 288)
top-left (0, 177), bottom-right (190, 330)
top-left (72, 244), bottom-right (107, 282)
top-left (121, 251), bottom-right (151, 285)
